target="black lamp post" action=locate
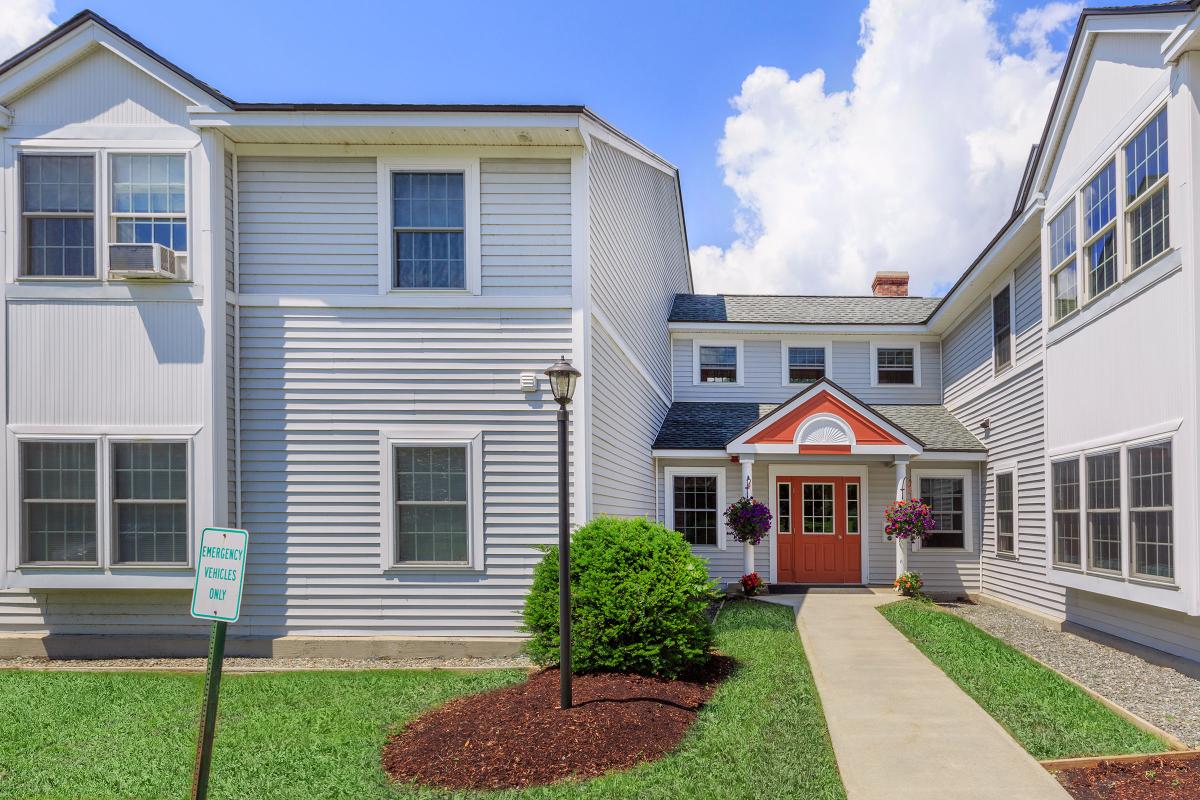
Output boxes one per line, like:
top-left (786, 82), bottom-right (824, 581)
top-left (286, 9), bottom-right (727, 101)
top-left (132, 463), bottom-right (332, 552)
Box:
top-left (544, 355), bottom-right (580, 709)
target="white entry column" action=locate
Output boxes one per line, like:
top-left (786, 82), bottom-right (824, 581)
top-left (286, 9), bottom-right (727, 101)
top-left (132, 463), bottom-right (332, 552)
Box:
top-left (894, 458), bottom-right (909, 576)
top-left (741, 458), bottom-right (755, 574)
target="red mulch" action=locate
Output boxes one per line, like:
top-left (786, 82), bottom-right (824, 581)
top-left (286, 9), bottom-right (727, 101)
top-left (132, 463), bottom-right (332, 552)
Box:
top-left (1055, 755), bottom-right (1200, 800)
top-left (381, 658), bottom-right (733, 790)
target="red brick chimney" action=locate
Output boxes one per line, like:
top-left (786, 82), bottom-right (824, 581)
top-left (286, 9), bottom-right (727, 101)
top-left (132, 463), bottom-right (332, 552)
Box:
top-left (871, 271), bottom-right (909, 297)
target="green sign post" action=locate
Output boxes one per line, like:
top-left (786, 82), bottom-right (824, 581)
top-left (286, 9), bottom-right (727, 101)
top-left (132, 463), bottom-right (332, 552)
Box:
top-left (189, 527), bottom-right (249, 800)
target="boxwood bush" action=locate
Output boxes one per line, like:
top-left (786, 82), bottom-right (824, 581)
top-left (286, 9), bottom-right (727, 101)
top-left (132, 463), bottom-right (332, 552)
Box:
top-left (522, 516), bottom-right (720, 678)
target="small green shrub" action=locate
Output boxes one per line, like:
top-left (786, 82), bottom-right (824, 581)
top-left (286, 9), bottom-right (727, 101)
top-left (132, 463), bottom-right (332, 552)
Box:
top-left (522, 516), bottom-right (720, 678)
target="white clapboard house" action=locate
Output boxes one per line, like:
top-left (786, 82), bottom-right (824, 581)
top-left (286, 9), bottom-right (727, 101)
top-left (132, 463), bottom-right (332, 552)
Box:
top-left (2, 5), bottom-right (1200, 667)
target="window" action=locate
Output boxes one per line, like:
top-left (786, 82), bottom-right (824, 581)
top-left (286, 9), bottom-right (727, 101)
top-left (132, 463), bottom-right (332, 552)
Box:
top-left (697, 345), bottom-right (739, 383)
top-left (20, 154), bottom-right (96, 277)
top-left (672, 475), bottom-right (720, 546)
top-left (1051, 458), bottom-right (1081, 567)
top-left (111, 154), bottom-right (187, 254)
top-left (393, 445), bottom-right (470, 562)
top-left (919, 477), bottom-right (964, 548)
top-left (787, 346), bottom-right (826, 384)
top-left (846, 483), bottom-right (859, 534)
top-left (20, 441), bottom-right (98, 564)
top-left (802, 484), bottom-right (834, 533)
top-left (995, 471), bottom-right (1015, 556)
top-left (1125, 108), bottom-right (1168, 271)
top-left (1129, 441), bottom-right (1172, 580)
top-left (1083, 160), bottom-right (1118, 298)
top-left (876, 347), bottom-right (915, 385)
top-left (1048, 201), bottom-right (1078, 321)
top-left (112, 442), bottom-right (188, 564)
top-left (992, 286), bottom-right (1012, 372)
top-left (391, 172), bottom-right (466, 289)
top-left (1086, 452), bottom-right (1121, 572)
top-left (777, 482), bottom-right (792, 534)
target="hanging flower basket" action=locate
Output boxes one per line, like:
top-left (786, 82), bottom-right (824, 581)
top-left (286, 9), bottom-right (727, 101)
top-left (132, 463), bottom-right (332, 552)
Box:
top-left (884, 498), bottom-right (936, 543)
top-left (725, 497), bottom-right (773, 545)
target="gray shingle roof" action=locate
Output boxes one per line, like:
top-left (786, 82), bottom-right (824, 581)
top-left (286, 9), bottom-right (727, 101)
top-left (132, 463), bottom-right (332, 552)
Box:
top-left (652, 401), bottom-right (984, 453)
top-left (669, 294), bottom-right (942, 325)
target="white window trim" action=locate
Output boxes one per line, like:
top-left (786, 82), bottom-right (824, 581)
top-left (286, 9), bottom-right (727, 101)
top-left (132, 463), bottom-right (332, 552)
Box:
top-left (379, 426), bottom-right (485, 571)
top-left (911, 467), bottom-right (974, 553)
top-left (1127, 437), bottom-right (1175, 584)
top-left (992, 462), bottom-right (1018, 558)
top-left (991, 277), bottom-right (1016, 377)
top-left (1083, 447), bottom-right (1124, 577)
top-left (870, 340), bottom-right (922, 388)
top-left (1046, 197), bottom-right (1079, 324)
top-left (7, 432), bottom-right (195, 571)
top-left (780, 339), bottom-right (833, 387)
top-left (376, 156), bottom-right (481, 296)
top-left (11, 145), bottom-right (194, 285)
top-left (692, 339), bottom-right (744, 386)
top-left (664, 466), bottom-right (727, 550)
top-left (1049, 455), bottom-right (1083, 570)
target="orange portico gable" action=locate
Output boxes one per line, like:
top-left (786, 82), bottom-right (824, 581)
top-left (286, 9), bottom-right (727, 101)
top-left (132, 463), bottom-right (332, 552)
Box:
top-left (726, 379), bottom-right (923, 458)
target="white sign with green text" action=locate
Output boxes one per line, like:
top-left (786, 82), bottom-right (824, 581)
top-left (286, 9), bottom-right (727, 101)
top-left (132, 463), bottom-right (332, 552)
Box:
top-left (190, 527), bottom-right (249, 623)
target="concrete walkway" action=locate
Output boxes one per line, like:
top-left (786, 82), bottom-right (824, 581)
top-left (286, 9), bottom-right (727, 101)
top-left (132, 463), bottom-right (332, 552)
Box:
top-left (762, 590), bottom-right (1070, 800)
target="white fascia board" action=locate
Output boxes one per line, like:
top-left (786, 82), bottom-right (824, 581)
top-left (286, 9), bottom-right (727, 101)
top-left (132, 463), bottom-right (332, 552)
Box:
top-left (190, 109), bottom-right (584, 131)
top-left (668, 321), bottom-right (932, 335)
top-left (914, 451), bottom-right (989, 462)
top-left (727, 443), bottom-right (921, 457)
top-left (0, 105), bottom-right (11, 129)
top-left (652, 449), bottom-right (728, 459)
top-left (1163, 9), bottom-right (1200, 62)
top-left (0, 24), bottom-right (226, 112)
top-left (579, 114), bottom-right (677, 176)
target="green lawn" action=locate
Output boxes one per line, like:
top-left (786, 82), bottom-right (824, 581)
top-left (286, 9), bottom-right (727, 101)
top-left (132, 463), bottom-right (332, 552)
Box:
top-left (879, 599), bottom-right (1167, 760)
top-left (0, 601), bottom-right (844, 800)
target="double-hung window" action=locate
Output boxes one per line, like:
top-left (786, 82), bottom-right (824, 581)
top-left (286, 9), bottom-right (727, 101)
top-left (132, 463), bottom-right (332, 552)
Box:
top-left (1125, 108), bottom-right (1169, 271)
top-left (18, 438), bottom-right (191, 567)
top-left (20, 441), bottom-right (98, 563)
top-left (20, 154), bottom-right (96, 278)
top-left (1048, 201), bottom-right (1077, 321)
top-left (391, 172), bottom-right (466, 290)
top-left (1128, 441), bottom-right (1173, 580)
top-left (1086, 452), bottom-right (1121, 572)
top-left (876, 347), bottom-right (915, 385)
top-left (393, 445), bottom-right (471, 563)
top-left (667, 469), bottom-right (725, 547)
top-left (696, 344), bottom-right (740, 383)
top-left (1082, 160), bottom-right (1118, 298)
top-left (112, 442), bottom-right (188, 564)
top-left (995, 471), bottom-right (1015, 556)
top-left (111, 154), bottom-right (188, 256)
top-left (1051, 458), bottom-right (1081, 568)
top-left (992, 286), bottom-right (1012, 372)
top-left (786, 346), bottom-right (826, 384)
top-left (919, 476), bottom-right (965, 549)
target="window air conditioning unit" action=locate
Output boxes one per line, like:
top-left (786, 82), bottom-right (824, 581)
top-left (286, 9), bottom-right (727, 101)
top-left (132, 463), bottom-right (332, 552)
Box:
top-left (108, 243), bottom-right (181, 280)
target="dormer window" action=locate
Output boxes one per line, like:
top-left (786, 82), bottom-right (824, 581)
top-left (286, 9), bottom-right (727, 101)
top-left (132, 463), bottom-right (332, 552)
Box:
top-left (875, 346), bottom-right (915, 385)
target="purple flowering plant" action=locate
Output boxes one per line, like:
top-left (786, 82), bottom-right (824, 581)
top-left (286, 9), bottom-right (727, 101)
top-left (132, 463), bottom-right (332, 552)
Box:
top-left (725, 496), bottom-right (773, 545)
top-left (884, 498), bottom-right (936, 543)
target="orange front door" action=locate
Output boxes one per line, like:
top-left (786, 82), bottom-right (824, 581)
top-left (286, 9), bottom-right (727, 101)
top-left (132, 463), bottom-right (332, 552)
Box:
top-left (776, 476), bottom-right (862, 584)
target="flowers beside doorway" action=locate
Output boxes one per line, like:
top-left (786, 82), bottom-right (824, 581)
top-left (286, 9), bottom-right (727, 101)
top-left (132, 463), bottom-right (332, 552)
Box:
top-left (739, 572), bottom-right (765, 596)
top-left (725, 497), bottom-right (773, 545)
top-left (893, 571), bottom-right (924, 598)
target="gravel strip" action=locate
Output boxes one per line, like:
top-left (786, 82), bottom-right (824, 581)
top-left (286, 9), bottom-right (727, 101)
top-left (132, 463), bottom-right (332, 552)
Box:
top-left (0, 655), bottom-right (532, 673)
top-left (943, 601), bottom-right (1200, 748)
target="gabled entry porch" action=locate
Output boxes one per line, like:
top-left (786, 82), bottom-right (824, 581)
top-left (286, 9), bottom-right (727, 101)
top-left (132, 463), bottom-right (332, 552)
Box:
top-left (652, 380), bottom-right (988, 593)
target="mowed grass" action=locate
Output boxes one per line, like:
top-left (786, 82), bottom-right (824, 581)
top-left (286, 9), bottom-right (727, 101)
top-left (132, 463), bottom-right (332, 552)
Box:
top-left (879, 599), bottom-right (1167, 760)
top-left (0, 601), bottom-right (845, 800)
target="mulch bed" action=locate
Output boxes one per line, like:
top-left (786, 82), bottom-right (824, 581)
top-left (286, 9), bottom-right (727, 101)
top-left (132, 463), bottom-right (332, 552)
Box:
top-left (1055, 754), bottom-right (1200, 800)
top-left (382, 657), bottom-right (733, 790)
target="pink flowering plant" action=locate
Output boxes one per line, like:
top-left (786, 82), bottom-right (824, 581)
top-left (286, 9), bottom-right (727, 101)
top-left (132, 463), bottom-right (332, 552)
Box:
top-left (724, 497), bottom-right (773, 545)
top-left (884, 498), bottom-right (936, 543)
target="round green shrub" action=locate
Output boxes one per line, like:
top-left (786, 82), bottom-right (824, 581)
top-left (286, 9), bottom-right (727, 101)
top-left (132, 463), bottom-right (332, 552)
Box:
top-left (522, 516), bottom-right (720, 678)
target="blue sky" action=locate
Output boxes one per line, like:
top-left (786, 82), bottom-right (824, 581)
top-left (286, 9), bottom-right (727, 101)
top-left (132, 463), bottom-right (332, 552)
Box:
top-left (18, 0), bottom-right (1176, 294)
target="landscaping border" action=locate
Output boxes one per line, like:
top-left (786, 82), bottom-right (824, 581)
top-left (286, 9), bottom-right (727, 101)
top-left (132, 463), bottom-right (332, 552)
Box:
top-left (1040, 750), bottom-right (1200, 771)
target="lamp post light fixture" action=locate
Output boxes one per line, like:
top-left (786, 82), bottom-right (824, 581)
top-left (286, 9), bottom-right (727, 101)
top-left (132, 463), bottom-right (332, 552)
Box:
top-left (544, 355), bottom-right (580, 710)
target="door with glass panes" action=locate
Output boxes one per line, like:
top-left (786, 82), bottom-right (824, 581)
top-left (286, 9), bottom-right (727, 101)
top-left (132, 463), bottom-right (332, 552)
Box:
top-left (776, 476), bottom-right (862, 583)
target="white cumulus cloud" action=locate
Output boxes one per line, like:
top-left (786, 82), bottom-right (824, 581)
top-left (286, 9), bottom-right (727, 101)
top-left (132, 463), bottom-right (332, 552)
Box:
top-left (0, 0), bottom-right (55, 62)
top-left (692, 0), bottom-right (1081, 297)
